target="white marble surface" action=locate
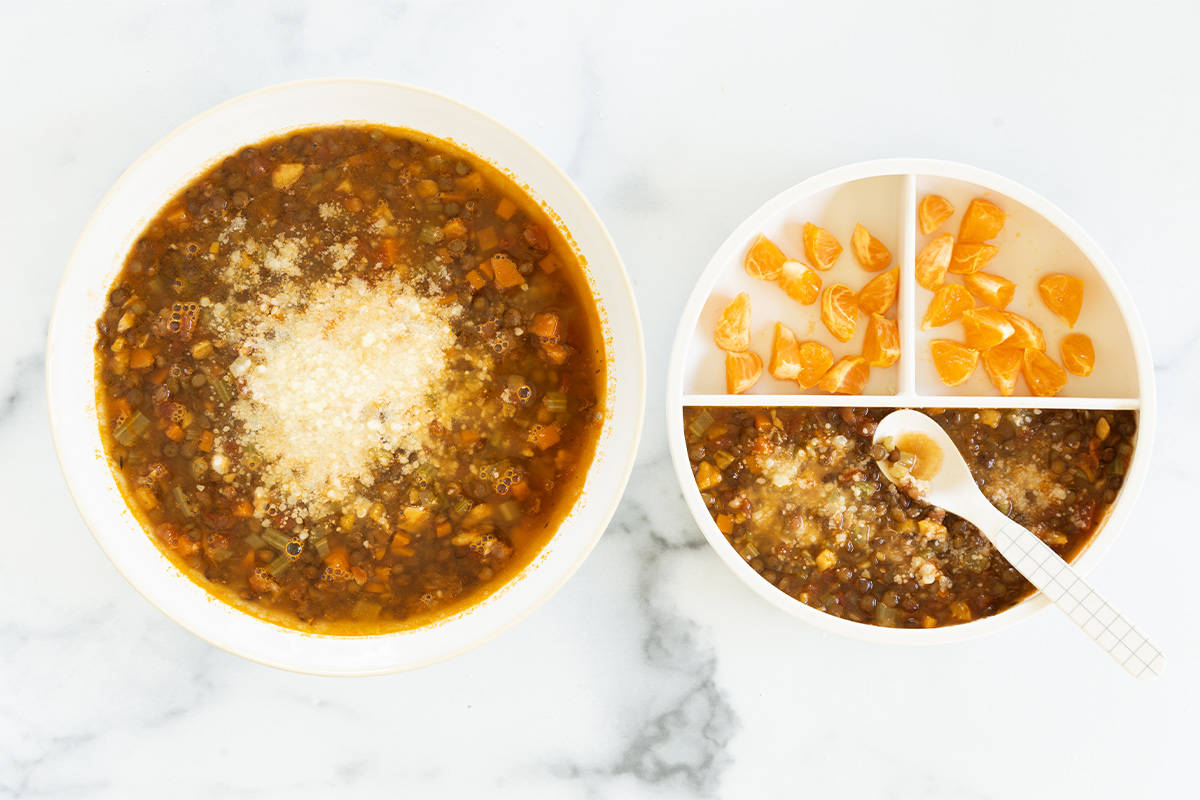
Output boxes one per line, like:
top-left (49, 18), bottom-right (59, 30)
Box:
top-left (2, 1), bottom-right (1198, 797)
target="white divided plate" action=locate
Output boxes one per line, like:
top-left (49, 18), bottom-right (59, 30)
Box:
top-left (666, 158), bottom-right (1155, 644)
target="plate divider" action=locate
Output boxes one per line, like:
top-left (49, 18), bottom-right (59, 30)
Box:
top-left (681, 393), bottom-right (1140, 410)
top-left (897, 174), bottom-right (918, 395)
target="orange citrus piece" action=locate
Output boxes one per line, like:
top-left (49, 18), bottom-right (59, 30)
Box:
top-left (820, 284), bottom-right (858, 342)
top-left (963, 271), bottom-right (1016, 309)
top-left (948, 242), bottom-right (998, 274)
top-left (818, 355), bottom-right (869, 394)
top-left (982, 346), bottom-right (1023, 396)
top-left (1060, 332), bottom-right (1095, 376)
top-left (744, 233), bottom-right (788, 281)
top-left (768, 322), bottom-right (802, 380)
top-left (803, 222), bottom-right (843, 270)
top-left (713, 292), bottom-right (751, 352)
top-left (921, 284), bottom-right (974, 329)
top-left (857, 267), bottom-right (898, 315)
top-left (795, 341), bottom-right (835, 389)
top-left (862, 314), bottom-right (900, 368)
top-left (930, 340), bottom-right (979, 387)
top-left (778, 260), bottom-right (822, 305)
top-left (915, 233), bottom-right (954, 290)
top-left (850, 224), bottom-right (891, 271)
top-left (958, 198), bottom-right (1006, 244)
top-left (726, 350), bottom-right (763, 394)
top-left (961, 308), bottom-right (1016, 350)
top-left (919, 194), bottom-right (955, 235)
top-left (1038, 273), bottom-right (1084, 328)
top-left (1022, 348), bottom-right (1067, 396)
top-left (1003, 312), bottom-right (1046, 350)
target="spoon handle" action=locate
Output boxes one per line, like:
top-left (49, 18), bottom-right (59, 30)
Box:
top-left (987, 515), bottom-right (1164, 679)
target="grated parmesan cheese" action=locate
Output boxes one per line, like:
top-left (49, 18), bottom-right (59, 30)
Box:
top-left (222, 273), bottom-right (466, 517)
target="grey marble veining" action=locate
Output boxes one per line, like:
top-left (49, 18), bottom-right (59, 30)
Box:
top-left (3, 1), bottom-right (1198, 797)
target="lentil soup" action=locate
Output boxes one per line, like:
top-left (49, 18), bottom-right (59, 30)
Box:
top-left (684, 406), bottom-right (1135, 628)
top-left (94, 125), bottom-right (606, 634)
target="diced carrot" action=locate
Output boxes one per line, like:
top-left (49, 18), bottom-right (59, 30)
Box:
top-left (399, 506), bottom-right (432, 532)
top-left (440, 192), bottom-right (466, 203)
top-left (538, 253), bottom-right (560, 274)
top-left (380, 237), bottom-right (400, 265)
top-left (753, 411), bottom-right (771, 431)
top-left (491, 255), bottom-right (525, 289)
top-left (442, 218), bottom-right (468, 239)
top-left (541, 341), bottom-right (569, 364)
top-left (465, 269), bottom-right (487, 290)
top-left (129, 349), bottom-right (154, 370)
top-left (198, 430), bottom-right (213, 452)
top-left (530, 312), bottom-right (560, 340)
top-left (496, 197), bottom-right (517, 220)
top-left (165, 424), bottom-right (185, 442)
top-left (364, 583), bottom-right (385, 593)
top-left (459, 429), bottom-right (481, 446)
top-left (456, 172), bottom-right (485, 193)
top-left (509, 478), bottom-right (531, 500)
top-left (232, 500), bottom-right (254, 518)
top-left (325, 546), bottom-right (350, 573)
top-left (149, 367), bottom-right (169, 384)
top-left (435, 522), bottom-right (452, 538)
top-left (531, 422), bottom-right (562, 450)
top-left (477, 226), bottom-right (498, 251)
top-left (716, 513), bottom-right (733, 534)
top-left (478, 258), bottom-right (495, 280)
top-left (165, 206), bottom-right (188, 227)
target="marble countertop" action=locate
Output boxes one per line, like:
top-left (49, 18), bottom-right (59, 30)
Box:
top-left (3, 1), bottom-right (1197, 797)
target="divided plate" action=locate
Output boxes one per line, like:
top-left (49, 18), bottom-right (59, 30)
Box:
top-left (666, 159), bottom-right (1155, 643)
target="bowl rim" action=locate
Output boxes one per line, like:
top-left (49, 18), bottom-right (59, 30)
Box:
top-left (47, 77), bottom-right (646, 674)
top-left (665, 157), bottom-right (1155, 644)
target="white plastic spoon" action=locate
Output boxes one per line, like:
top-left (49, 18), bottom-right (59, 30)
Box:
top-left (873, 409), bottom-right (1164, 679)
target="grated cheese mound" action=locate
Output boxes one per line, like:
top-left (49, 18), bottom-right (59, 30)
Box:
top-left (227, 274), bottom-right (462, 515)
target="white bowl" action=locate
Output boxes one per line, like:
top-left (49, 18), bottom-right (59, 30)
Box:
top-left (667, 158), bottom-right (1154, 644)
top-left (47, 79), bottom-right (645, 675)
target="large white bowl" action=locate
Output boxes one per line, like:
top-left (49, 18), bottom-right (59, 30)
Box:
top-left (667, 158), bottom-right (1154, 644)
top-left (47, 79), bottom-right (645, 675)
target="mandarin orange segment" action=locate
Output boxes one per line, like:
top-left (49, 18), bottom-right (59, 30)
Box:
top-left (1003, 312), bottom-right (1046, 350)
top-left (713, 292), bottom-right (751, 352)
top-left (820, 284), bottom-right (858, 342)
top-left (963, 271), bottom-right (1016, 309)
top-left (857, 267), bottom-right (898, 315)
top-left (725, 350), bottom-right (763, 394)
top-left (1022, 348), bottom-right (1067, 397)
top-left (778, 260), bottom-right (822, 305)
top-left (850, 224), bottom-right (891, 271)
top-left (919, 194), bottom-right (955, 235)
top-left (1060, 332), bottom-right (1095, 376)
top-left (961, 308), bottom-right (1016, 350)
top-left (957, 198), bottom-right (1006, 244)
top-left (803, 222), bottom-right (843, 270)
top-left (818, 355), bottom-right (869, 395)
top-left (768, 322), bottom-right (803, 380)
top-left (1038, 273), bottom-right (1084, 328)
top-left (795, 341), bottom-right (835, 389)
top-left (921, 284), bottom-right (974, 329)
top-left (744, 233), bottom-right (788, 281)
top-left (948, 242), bottom-right (998, 274)
top-left (862, 314), bottom-right (900, 368)
top-left (915, 233), bottom-right (954, 290)
top-left (930, 340), bottom-right (979, 387)
top-left (981, 346), bottom-right (1023, 396)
